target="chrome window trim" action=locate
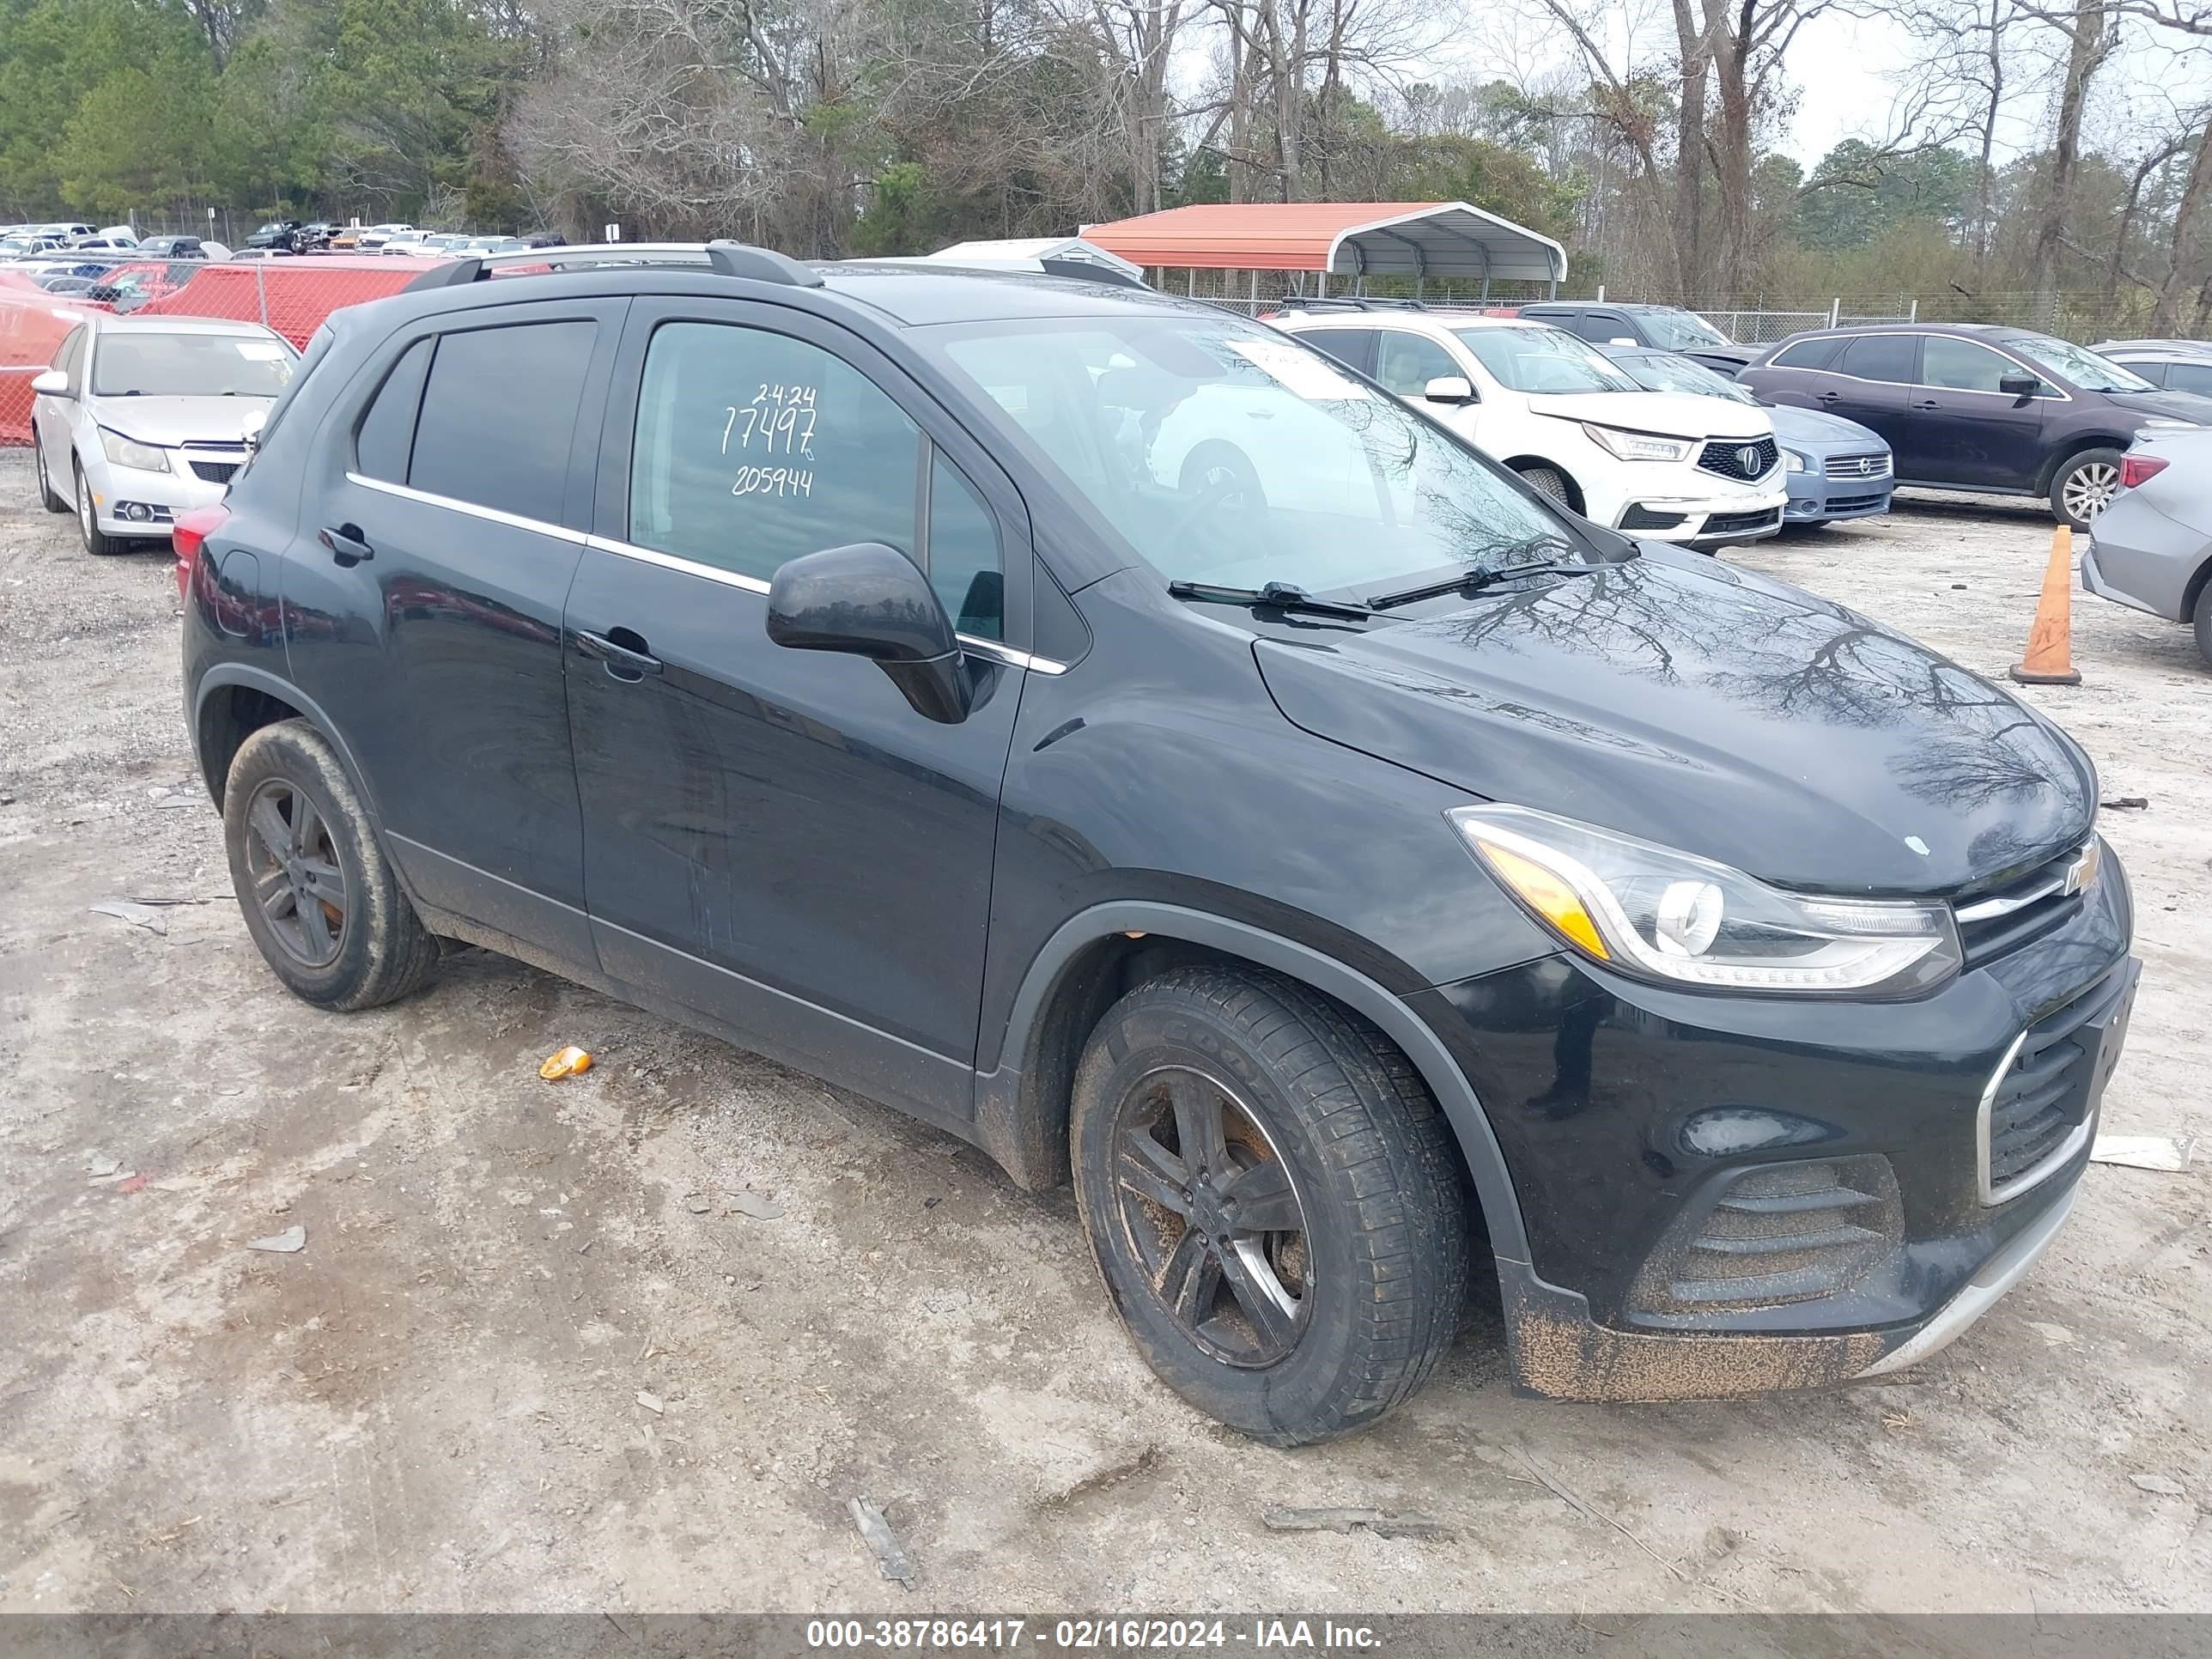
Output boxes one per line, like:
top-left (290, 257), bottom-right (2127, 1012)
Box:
top-left (343, 473), bottom-right (1066, 674)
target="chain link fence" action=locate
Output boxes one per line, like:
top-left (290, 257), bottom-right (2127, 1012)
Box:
top-left (2, 254), bottom-right (435, 444)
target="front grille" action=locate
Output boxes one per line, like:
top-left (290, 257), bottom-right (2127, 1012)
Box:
top-left (189, 459), bottom-right (240, 484)
top-left (1630, 1155), bottom-right (1904, 1316)
top-left (1955, 843), bottom-right (2090, 968)
top-left (1980, 969), bottom-right (2129, 1201)
top-left (1700, 507), bottom-right (1782, 536)
top-left (1826, 452), bottom-right (1892, 479)
top-left (1620, 504), bottom-right (1688, 530)
top-left (1697, 435), bottom-right (1779, 482)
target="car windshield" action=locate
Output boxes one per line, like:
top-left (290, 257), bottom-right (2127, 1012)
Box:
top-left (932, 313), bottom-right (1586, 599)
top-left (1613, 352), bottom-right (1758, 404)
top-left (93, 332), bottom-right (296, 397)
top-left (1637, 309), bottom-right (1730, 350)
top-left (1452, 326), bottom-right (1644, 394)
top-left (2002, 335), bottom-right (2154, 394)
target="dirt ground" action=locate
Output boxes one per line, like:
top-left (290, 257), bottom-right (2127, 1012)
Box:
top-left (1, 450), bottom-right (2206, 1619)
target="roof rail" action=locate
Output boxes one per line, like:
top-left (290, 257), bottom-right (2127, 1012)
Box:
top-left (401, 240), bottom-right (825, 293)
top-left (1273, 295), bottom-right (1429, 313)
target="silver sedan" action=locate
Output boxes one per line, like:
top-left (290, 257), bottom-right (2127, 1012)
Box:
top-left (29, 315), bottom-right (297, 554)
top-left (2081, 425), bottom-right (2212, 666)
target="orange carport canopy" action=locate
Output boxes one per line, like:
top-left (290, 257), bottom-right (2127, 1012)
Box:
top-left (1080, 202), bottom-right (1567, 286)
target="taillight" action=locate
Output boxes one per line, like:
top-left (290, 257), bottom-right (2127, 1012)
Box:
top-left (173, 503), bottom-right (229, 602)
top-left (2119, 453), bottom-right (2168, 490)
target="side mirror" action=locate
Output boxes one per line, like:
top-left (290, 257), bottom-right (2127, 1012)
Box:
top-left (240, 405), bottom-right (268, 453)
top-left (1998, 371), bottom-right (2040, 398)
top-left (1423, 374), bottom-right (1476, 405)
top-left (30, 368), bottom-right (68, 398)
top-left (766, 541), bottom-right (973, 723)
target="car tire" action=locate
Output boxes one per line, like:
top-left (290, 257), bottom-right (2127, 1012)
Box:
top-left (72, 459), bottom-right (125, 555)
top-left (1070, 965), bottom-right (1469, 1446)
top-left (35, 441), bottom-right (67, 513)
top-left (223, 719), bottom-right (440, 1012)
top-left (2194, 584), bottom-right (2212, 671)
top-left (1515, 464), bottom-right (1573, 507)
top-left (2050, 447), bottom-right (2124, 530)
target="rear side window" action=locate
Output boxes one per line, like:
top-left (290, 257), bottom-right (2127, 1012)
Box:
top-left (409, 320), bottom-right (596, 520)
top-left (1295, 328), bottom-right (1376, 375)
top-left (354, 337), bottom-right (432, 483)
top-left (1771, 336), bottom-right (1844, 371)
top-left (1838, 334), bottom-right (1917, 384)
top-left (2165, 362), bottom-right (2212, 397)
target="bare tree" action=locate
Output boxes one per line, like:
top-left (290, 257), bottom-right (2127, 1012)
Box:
top-left (2029, 0), bottom-right (2118, 313)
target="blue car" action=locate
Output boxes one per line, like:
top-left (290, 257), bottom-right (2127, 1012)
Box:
top-left (1603, 346), bottom-right (1893, 528)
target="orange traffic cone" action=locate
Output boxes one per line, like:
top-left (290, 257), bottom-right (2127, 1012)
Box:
top-left (2009, 525), bottom-right (2082, 686)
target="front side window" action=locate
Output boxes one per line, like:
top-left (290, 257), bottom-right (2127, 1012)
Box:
top-left (1838, 334), bottom-right (1917, 384)
top-left (631, 321), bottom-right (987, 606)
top-left (409, 319), bottom-right (596, 520)
top-left (90, 331), bottom-right (296, 398)
top-left (1452, 326), bottom-right (1643, 395)
top-left (2002, 334), bottom-right (2152, 394)
top-left (1637, 309), bottom-right (1730, 350)
top-left (1373, 331), bottom-right (1462, 398)
top-left (933, 313), bottom-right (1579, 602)
top-left (1918, 337), bottom-right (2021, 393)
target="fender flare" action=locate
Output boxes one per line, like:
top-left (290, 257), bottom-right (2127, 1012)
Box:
top-left (980, 902), bottom-right (1532, 1266)
top-left (191, 664), bottom-right (389, 830)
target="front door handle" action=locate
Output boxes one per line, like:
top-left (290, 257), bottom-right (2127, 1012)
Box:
top-left (319, 523), bottom-right (373, 566)
top-left (576, 627), bottom-right (663, 682)
top-left (1911, 398), bottom-right (1941, 410)
top-left (1815, 390), bottom-right (1844, 405)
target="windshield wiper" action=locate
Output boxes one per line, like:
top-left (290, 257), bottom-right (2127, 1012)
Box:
top-left (1364, 537), bottom-right (1602, 610)
top-left (1167, 580), bottom-right (1373, 620)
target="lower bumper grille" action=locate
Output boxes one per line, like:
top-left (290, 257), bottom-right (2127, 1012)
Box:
top-left (1631, 1155), bottom-right (1904, 1315)
top-left (1621, 504), bottom-right (1689, 530)
top-left (1979, 968), bottom-right (2130, 1202)
top-left (1699, 507), bottom-right (1783, 537)
top-left (1822, 493), bottom-right (1887, 512)
top-left (189, 459), bottom-right (240, 484)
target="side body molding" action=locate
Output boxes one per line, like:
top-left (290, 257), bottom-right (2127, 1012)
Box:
top-left (975, 902), bottom-right (1534, 1268)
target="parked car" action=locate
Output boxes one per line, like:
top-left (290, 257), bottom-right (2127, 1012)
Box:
top-left (27, 314), bottom-right (297, 553)
top-left (177, 243), bottom-right (2136, 1442)
top-left (1741, 324), bottom-right (2212, 530)
top-left (354, 223), bottom-right (415, 250)
top-left (133, 235), bottom-right (209, 259)
top-left (67, 229), bottom-right (139, 252)
top-left (246, 219), bottom-right (309, 252)
top-left (1517, 301), bottom-right (1756, 374)
top-left (1601, 345), bottom-right (1893, 528)
top-left (1275, 304), bottom-right (1788, 547)
top-left (2080, 427), bottom-right (2212, 665)
top-left (2088, 339), bottom-right (2212, 398)
top-left (34, 222), bottom-right (94, 240)
top-left (379, 230), bottom-right (436, 256)
top-left (520, 230), bottom-right (568, 248)
top-left (0, 234), bottom-right (65, 258)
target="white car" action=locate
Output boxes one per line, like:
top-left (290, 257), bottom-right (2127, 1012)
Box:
top-left (356, 222), bottom-right (415, 248)
top-left (28, 315), bottom-right (299, 554)
top-left (1272, 307), bottom-right (1789, 547)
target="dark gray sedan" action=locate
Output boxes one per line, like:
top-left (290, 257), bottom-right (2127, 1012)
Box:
top-left (2081, 426), bottom-right (2212, 665)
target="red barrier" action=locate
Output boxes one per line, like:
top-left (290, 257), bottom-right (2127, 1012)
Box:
top-left (2, 255), bottom-right (439, 444)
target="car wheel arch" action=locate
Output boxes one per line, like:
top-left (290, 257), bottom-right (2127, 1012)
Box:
top-left (973, 901), bottom-right (1534, 1269)
top-left (192, 667), bottom-right (386, 827)
top-left (1500, 456), bottom-right (1585, 514)
top-left (2036, 434), bottom-right (2135, 495)
top-left (2183, 553), bottom-right (2212, 632)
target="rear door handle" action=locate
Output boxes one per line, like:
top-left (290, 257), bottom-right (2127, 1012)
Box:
top-left (1815, 391), bottom-right (1844, 404)
top-left (575, 627), bottom-right (662, 681)
top-left (319, 523), bottom-right (373, 565)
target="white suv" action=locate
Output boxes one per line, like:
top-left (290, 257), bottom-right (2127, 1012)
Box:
top-left (1272, 306), bottom-right (1788, 547)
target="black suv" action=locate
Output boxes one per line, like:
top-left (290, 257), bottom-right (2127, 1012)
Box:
top-left (180, 243), bottom-right (2138, 1443)
top-left (1741, 323), bottom-right (2212, 528)
top-left (1516, 301), bottom-right (1755, 374)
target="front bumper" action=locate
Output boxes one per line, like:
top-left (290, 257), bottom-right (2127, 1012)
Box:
top-left (1415, 852), bottom-right (2137, 1401)
top-left (84, 453), bottom-right (235, 538)
top-left (1784, 470), bottom-right (1893, 523)
top-left (1614, 484), bottom-right (1789, 546)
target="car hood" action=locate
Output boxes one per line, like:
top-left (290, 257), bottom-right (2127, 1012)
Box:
top-left (2103, 388), bottom-right (2212, 425)
top-left (1526, 389), bottom-right (1769, 442)
top-left (1253, 552), bottom-right (2094, 894)
top-left (1767, 404), bottom-right (1887, 452)
top-left (88, 394), bottom-right (273, 445)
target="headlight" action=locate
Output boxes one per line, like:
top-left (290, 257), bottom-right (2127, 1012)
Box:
top-left (100, 428), bottom-right (171, 471)
top-left (1449, 804), bottom-right (1960, 995)
top-left (1580, 422), bottom-right (1695, 464)
top-left (1784, 449), bottom-right (1808, 473)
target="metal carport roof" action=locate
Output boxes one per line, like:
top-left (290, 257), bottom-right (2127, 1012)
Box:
top-left (1079, 202), bottom-right (1567, 285)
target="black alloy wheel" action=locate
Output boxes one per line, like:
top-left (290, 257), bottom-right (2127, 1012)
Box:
top-left (240, 776), bottom-right (349, 967)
